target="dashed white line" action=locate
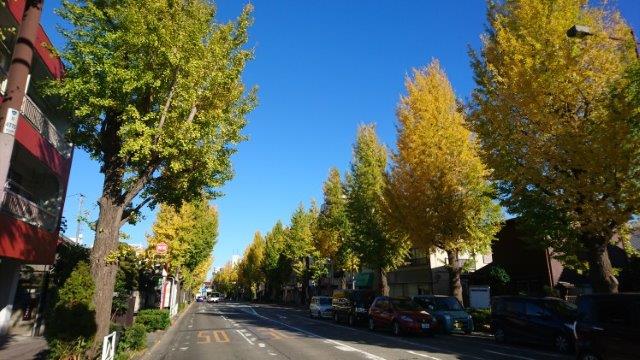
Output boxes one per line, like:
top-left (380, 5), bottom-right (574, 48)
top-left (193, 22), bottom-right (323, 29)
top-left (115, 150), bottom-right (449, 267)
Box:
top-left (258, 343), bottom-right (266, 348)
top-left (484, 350), bottom-right (536, 360)
top-left (407, 350), bottom-right (442, 360)
top-left (236, 329), bottom-right (255, 346)
top-left (248, 308), bottom-right (386, 360)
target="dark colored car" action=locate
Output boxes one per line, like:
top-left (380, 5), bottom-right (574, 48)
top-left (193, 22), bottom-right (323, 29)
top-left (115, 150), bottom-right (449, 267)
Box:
top-left (574, 293), bottom-right (640, 360)
top-left (332, 289), bottom-right (376, 326)
top-left (491, 296), bottom-right (577, 353)
top-left (368, 296), bottom-right (437, 336)
top-left (413, 295), bottom-right (474, 334)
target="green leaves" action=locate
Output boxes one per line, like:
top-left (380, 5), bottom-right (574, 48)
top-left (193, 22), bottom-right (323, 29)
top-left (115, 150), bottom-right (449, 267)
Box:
top-left (47, 0), bottom-right (256, 212)
top-left (346, 125), bottom-right (409, 273)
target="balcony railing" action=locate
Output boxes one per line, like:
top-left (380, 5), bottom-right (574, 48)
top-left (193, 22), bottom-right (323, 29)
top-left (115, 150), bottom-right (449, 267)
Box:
top-left (1, 187), bottom-right (58, 232)
top-left (20, 95), bottom-right (72, 158)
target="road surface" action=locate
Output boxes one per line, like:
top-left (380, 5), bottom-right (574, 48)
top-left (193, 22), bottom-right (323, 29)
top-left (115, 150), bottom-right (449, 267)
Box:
top-left (147, 301), bottom-right (573, 360)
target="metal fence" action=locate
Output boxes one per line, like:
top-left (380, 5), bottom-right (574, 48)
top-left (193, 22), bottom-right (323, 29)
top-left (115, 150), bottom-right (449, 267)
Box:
top-left (20, 95), bottom-right (72, 158)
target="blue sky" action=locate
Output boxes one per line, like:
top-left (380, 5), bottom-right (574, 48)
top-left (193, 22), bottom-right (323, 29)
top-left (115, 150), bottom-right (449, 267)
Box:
top-left (40, 1), bottom-right (640, 271)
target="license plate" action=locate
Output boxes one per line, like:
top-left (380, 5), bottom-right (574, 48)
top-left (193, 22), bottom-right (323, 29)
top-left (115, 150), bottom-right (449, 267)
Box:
top-left (453, 321), bottom-right (462, 329)
top-left (421, 323), bottom-right (430, 329)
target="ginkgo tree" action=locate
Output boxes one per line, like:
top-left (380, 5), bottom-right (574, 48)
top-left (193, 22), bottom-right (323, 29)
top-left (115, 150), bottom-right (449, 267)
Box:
top-left (346, 125), bottom-right (409, 295)
top-left (315, 168), bottom-right (359, 289)
top-left (386, 61), bottom-right (502, 303)
top-left (46, 0), bottom-right (255, 347)
top-left (469, 0), bottom-right (639, 293)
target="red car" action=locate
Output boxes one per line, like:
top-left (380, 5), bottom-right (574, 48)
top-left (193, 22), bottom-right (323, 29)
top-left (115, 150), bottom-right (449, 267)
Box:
top-left (368, 296), bottom-right (438, 336)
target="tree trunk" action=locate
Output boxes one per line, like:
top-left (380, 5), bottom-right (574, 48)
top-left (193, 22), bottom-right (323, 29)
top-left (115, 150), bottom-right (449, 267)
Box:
top-left (587, 241), bottom-right (619, 293)
top-left (340, 276), bottom-right (347, 290)
top-left (377, 267), bottom-right (389, 296)
top-left (447, 250), bottom-right (464, 306)
top-left (88, 194), bottom-right (124, 357)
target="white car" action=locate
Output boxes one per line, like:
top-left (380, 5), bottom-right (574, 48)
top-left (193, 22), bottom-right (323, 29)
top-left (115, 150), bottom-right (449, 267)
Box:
top-left (309, 296), bottom-right (333, 318)
top-left (208, 292), bottom-right (221, 303)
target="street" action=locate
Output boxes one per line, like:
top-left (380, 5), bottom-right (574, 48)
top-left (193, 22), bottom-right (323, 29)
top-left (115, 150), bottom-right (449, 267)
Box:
top-left (147, 302), bottom-right (573, 360)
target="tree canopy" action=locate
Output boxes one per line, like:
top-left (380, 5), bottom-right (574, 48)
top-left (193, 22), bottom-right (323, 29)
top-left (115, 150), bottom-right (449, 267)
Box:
top-left (469, 0), bottom-right (639, 292)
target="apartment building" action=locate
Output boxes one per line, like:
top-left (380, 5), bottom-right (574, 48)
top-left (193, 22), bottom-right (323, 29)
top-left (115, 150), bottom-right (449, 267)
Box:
top-left (0, 0), bottom-right (72, 336)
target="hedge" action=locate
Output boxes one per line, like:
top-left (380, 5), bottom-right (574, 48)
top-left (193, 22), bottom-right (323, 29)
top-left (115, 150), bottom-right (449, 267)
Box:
top-left (135, 309), bottom-right (170, 332)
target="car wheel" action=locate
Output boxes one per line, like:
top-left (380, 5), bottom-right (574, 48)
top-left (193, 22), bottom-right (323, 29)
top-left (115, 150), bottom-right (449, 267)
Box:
top-left (392, 321), bottom-right (402, 336)
top-left (368, 318), bottom-right (375, 331)
top-left (553, 333), bottom-right (571, 354)
top-left (348, 314), bottom-right (355, 327)
top-left (334, 312), bottom-right (340, 323)
top-left (494, 327), bottom-right (506, 343)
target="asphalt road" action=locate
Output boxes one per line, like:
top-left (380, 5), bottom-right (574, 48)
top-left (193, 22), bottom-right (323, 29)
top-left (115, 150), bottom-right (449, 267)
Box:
top-left (148, 302), bottom-right (573, 360)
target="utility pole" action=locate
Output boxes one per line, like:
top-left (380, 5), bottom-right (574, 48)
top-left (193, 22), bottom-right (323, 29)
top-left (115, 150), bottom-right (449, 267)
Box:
top-left (0, 0), bottom-right (44, 203)
top-left (75, 193), bottom-right (85, 244)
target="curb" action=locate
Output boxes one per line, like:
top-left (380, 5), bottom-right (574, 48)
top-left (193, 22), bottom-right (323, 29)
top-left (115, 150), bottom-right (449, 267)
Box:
top-left (139, 301), bottom-right (195, 359)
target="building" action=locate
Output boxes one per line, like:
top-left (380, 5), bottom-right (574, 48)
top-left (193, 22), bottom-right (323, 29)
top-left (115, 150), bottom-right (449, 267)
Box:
top-left (469, 218), bottom-right (633, 299)
top-left (0, 0), bottom-right (72, 336)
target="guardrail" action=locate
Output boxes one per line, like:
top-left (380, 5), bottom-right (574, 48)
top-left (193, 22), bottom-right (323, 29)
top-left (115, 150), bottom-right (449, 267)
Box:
top-left (0, 187), bottom-right (58, 231)
top-left (20, 95), bottom-right (72, 158)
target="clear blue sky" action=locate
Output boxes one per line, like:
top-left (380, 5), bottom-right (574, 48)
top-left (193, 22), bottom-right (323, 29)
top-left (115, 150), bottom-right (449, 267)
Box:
top-left (40, 1), bottom-right (640, 271)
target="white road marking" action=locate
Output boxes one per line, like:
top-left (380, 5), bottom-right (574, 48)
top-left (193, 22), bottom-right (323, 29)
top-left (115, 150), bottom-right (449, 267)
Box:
top-left (484, 350), bottom-right (536, 360)
top-left (248, 307), bottom-right (386, 360)
top-left (179, 347), bottom-right (188, 351)
top-left (335, 345), bottom-right (355, 352)
top-left (407, 350), bottom-right (442, 360)
top-left (259, 343), bottom-right (266, 348)
top-left (236, 329), bottom-right (255, 346)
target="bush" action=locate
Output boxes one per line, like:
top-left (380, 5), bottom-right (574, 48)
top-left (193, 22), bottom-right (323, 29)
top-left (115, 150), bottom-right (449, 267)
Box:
top-left (45, 262), bottom-right (96, 359)
top-left (118, 323), bottom-right (147, 352)
top-left (135, 309), bottom-right (170, 332)
top-left (468, 308), bottom-right (491, 333)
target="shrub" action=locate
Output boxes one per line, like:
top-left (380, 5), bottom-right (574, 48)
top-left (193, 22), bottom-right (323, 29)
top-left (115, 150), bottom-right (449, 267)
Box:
top-left (468, 308), bottom-right (491, 333)
top-left (135, 309), bottom-right (170, 332)
top-left (45, 261), bottom-right (96, 359)
top-left (118, 323), bottom-right (147, 352)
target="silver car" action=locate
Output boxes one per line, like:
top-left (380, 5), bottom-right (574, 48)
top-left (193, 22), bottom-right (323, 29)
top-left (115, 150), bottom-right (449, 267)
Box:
top-left (309, 296), bottom-right (333, 319)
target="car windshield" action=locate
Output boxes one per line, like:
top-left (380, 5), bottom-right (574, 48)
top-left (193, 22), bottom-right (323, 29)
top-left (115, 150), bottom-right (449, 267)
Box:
top-left (434, 297), bottom-right (464, 311)
top-left (318, 298), bottom-right (331, 305)
top-left (391, 299), bottom-right (423, 311)
top-left (212, 293), bottom-right (220, 297)
top-left (544, 299), bottom-right (577, 318)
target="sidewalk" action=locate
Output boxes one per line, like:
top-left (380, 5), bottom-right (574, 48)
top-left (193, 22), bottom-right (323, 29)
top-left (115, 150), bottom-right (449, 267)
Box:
top-left (0, 334), bottom-right (48, 360)
top-left (140, 301), bottom-right (194, 360)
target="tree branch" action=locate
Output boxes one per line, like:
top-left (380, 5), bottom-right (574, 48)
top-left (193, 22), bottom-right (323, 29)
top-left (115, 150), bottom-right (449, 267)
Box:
top-left (155, 71), bottom-right (179, 143)
top-left (120, 196), bottom-right (154, 227)
top-left (186, 105), bottom-right (197, 123)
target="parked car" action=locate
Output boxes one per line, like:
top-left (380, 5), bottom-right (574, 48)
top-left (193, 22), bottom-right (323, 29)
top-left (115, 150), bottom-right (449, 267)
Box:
top-left (413, 295), bottom-right (474, 334)
top-left (574, 293), bottom-right (640, 360)
top-left (196, 295), bottom-right (205, 302)
top-left (491, 296), bottom-right (577, 353)
top-left (309, 296), bottom-right (333, 319)
top-left (208, 292), bottom-right (221, 303)
top-left (368, 296), bottom-right (437, 336)
top-left (332, 289), bottom-right (376, 326)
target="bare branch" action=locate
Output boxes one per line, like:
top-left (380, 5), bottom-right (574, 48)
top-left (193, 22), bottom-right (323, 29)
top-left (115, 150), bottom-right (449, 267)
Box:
top-left (120, 196), bottom-right (154, 227)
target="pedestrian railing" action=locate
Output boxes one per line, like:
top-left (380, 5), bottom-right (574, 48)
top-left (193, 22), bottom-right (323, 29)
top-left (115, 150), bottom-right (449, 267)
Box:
top-left (0, 185), bottom-right (58, 231)
top-left (20, 94), bottom-right (73, 159)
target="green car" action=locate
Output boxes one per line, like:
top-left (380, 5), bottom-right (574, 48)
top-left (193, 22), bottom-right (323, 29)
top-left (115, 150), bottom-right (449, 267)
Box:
top-left (412, 295), bottom-right (474, 334)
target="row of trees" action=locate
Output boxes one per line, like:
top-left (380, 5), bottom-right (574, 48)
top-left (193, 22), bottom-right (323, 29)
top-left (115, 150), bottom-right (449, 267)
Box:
top-left (220, 0), bottom-right (640, 305)
top-left (46, 0), bottom-right (256, 353)
top-left (217, 61), bottom-right (503, 303)
top-left (45, 199), bottom-right (220, 357)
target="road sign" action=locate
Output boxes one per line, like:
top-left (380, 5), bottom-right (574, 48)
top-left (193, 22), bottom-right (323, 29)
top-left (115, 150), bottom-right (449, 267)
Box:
top-left (156, 242), bottom-right (168, 254)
